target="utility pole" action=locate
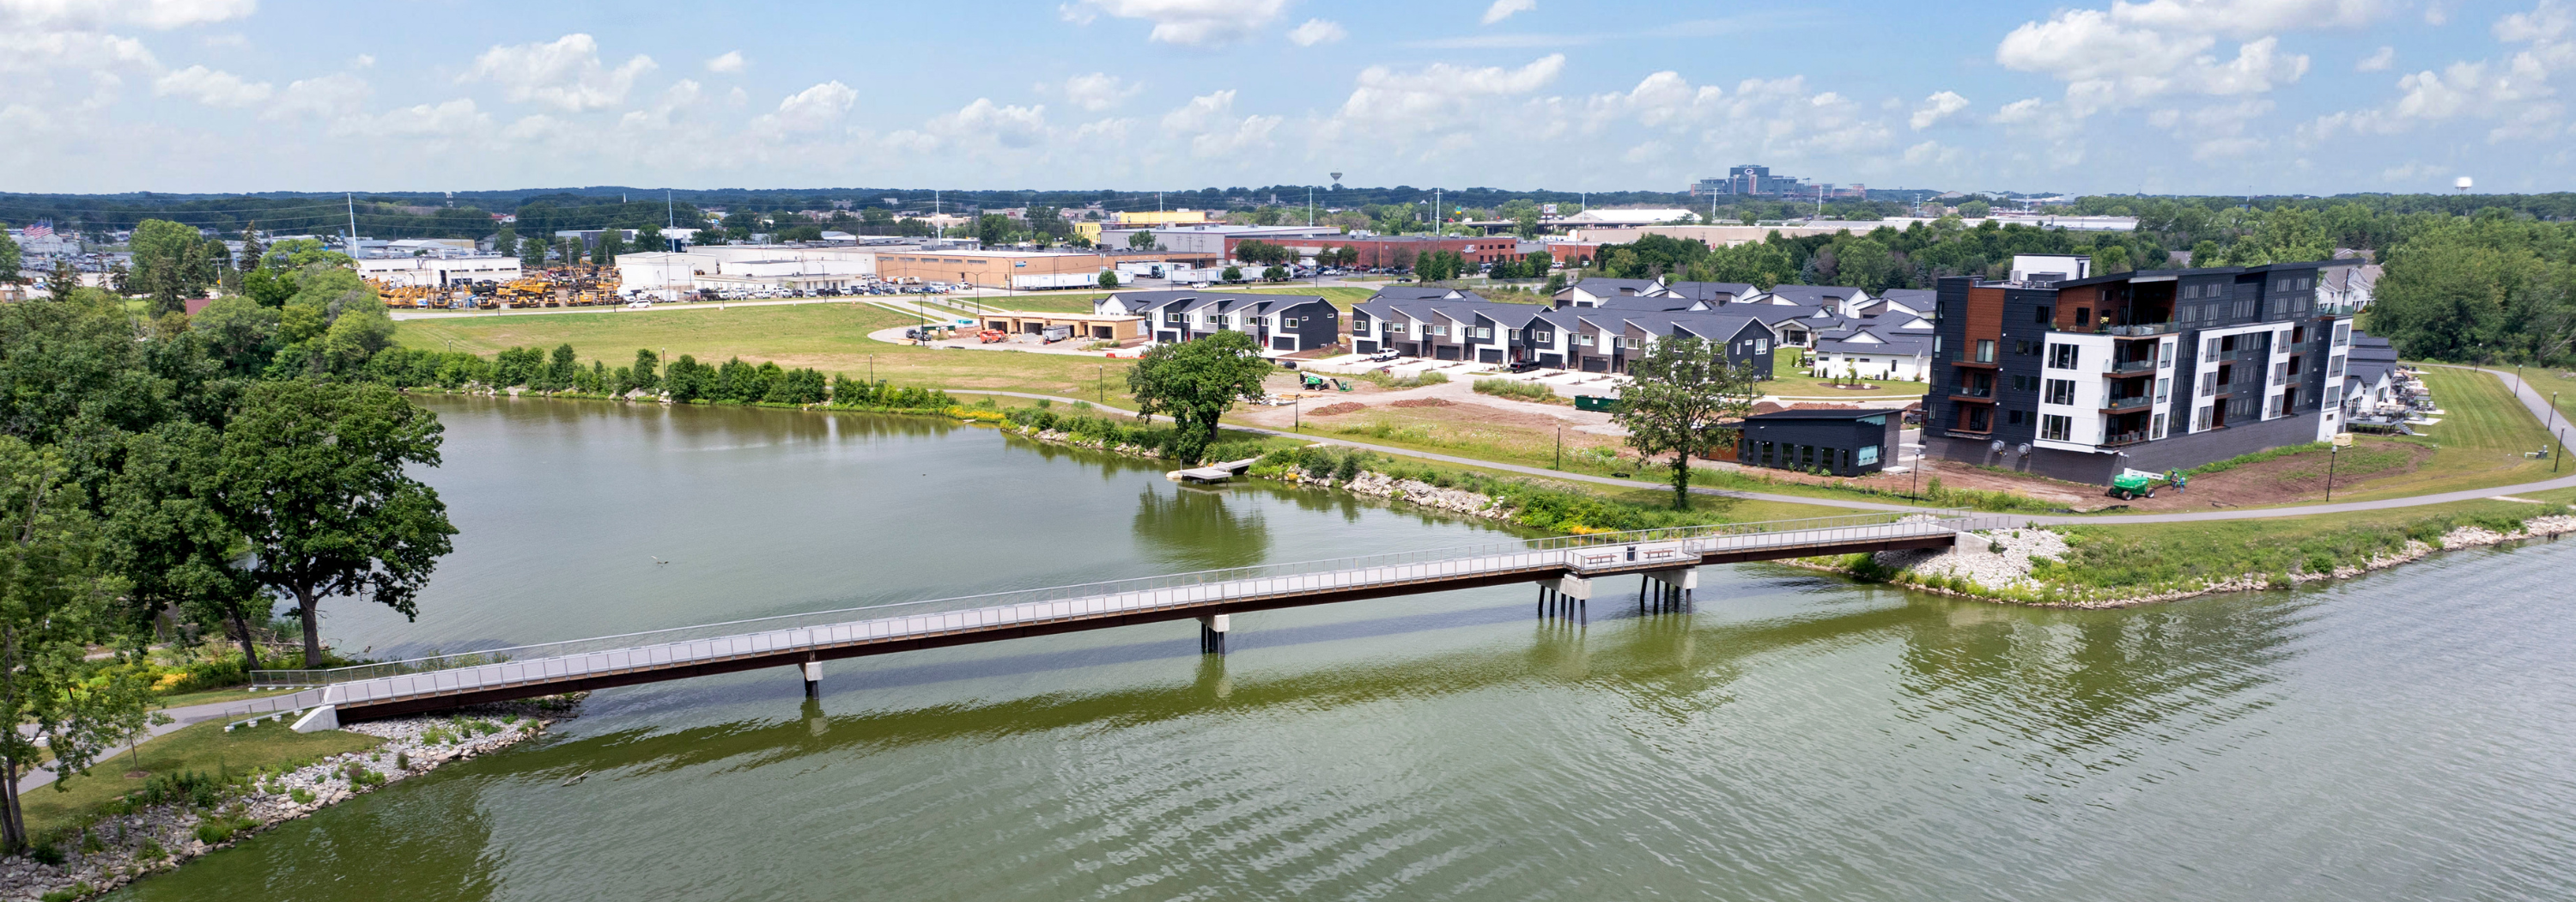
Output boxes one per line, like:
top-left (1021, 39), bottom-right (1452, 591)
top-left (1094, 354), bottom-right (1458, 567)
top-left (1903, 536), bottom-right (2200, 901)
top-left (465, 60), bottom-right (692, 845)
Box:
top-left (345, 192), bottom-right (359, 259)
top-left (2324, 441), bottom-right (2340, 501)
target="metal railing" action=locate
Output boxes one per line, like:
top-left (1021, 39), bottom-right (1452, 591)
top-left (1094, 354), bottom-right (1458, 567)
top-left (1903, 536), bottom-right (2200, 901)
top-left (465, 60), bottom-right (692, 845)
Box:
top-left (2103, 395), bottom-right (2154, 411)
top-left (240, 511), bottom-right (1986, 706)
top-left (1949, 385), bottom-right (1994, 399)
top-left (2105, 357), bottom-right (2158, 375)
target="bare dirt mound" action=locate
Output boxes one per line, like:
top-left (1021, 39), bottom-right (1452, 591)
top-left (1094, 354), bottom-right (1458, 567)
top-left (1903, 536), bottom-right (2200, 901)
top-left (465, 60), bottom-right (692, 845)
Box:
top-left (1389, 398), bottom-right (1455, 408)
top-left (1309, 402), bottom-right (1367, 416)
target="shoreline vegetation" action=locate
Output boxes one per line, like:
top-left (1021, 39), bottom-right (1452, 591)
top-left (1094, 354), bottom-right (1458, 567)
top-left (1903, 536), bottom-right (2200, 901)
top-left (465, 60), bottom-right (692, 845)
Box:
top-left (9, 697), bottom-right (579, 902)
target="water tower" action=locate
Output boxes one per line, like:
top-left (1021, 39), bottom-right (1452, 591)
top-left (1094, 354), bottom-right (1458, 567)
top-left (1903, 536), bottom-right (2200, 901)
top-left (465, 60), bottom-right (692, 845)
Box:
top-left (2456, 176), bottom-right (2474, 193)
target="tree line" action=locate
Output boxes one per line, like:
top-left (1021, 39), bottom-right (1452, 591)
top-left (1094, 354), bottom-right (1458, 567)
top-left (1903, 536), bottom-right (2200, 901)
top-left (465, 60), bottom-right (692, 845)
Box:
top-left (2, 281), bottom-right (454, 851)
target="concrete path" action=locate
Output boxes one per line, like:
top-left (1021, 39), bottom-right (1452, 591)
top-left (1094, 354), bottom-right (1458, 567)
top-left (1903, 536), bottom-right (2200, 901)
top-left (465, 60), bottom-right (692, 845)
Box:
top-left (957, 361), bottom-right (2576, 525)
top-left (17, 696), bottom-right (280, 791)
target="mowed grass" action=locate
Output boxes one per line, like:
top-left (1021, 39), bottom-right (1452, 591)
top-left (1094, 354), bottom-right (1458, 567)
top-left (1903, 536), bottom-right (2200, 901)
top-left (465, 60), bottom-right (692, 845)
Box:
top-left (2506, 366), bottom-right (2576, 442)
top-left (1763, 352), bottom-right (1929, 399)
top-left (397, 302), bottom-right (1148, 400)
top-left (23, 719), bottom-right (381, 835)
top-left (2330, 365), bottom-right (2560, 500)
top-left (2038, 489), bottom-right (2576, 597)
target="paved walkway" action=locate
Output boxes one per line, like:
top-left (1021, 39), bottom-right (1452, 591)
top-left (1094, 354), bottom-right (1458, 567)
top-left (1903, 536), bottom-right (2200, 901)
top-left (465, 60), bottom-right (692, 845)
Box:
top-left (959, 362), bottom-right (2576, 525)
top-left (17, 697), bottom-right (267, 791)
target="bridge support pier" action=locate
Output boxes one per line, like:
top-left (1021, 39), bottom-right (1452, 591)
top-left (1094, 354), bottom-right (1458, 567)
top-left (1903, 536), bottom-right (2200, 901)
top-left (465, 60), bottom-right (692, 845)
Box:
top-left (800, 661), bottom-right (822, 698)
top-left (1543, 576), bottom-right (1591, 623)
top-left (1641, 568), bottom-right (1698, 614)
top-left (1199, 613), bottom-right (1230, 655)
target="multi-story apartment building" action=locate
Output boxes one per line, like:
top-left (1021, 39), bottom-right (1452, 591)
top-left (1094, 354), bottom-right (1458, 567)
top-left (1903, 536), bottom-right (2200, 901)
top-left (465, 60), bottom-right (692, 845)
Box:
top-left (1348, 287), bottom-right (1777, 375)
top-left (1924, 260), bottom-right (2360, 483)
top-left (1093, 289), bottom-right (1340, 353)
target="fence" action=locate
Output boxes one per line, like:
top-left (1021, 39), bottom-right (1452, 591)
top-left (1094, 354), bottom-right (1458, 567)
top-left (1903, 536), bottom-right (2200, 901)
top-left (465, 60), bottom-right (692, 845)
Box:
top-left (235, 510), bottom-right (1987, 715)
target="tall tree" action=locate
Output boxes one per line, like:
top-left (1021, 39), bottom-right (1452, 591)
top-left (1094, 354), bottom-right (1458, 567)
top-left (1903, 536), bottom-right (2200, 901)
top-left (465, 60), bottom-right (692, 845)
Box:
top-left (0, 436), bottom-right (145, 854)
top-left (1126, 330), bottom-right (1272, 465)
top-left (1614, 336), bottom-right (1760, 509)
top-left (0, 232), bottom-right (19, 285)
top-left (215, 381), bottom-right (457, 667)
top-left (107, 422), bottom-right (270, 667)
top-left (235, 223), bottom-right (266, 274)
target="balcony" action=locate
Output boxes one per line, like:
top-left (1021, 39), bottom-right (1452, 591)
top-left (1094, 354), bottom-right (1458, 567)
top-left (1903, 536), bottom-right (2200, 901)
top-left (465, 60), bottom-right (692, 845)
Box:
top-left (1948, 384), bottom-right (1994, 399)
top-left (2058, 321), bottom-right (2181, 337)
top-left (2102, 395), bottom-right (2154, 411)
top-left (2104, 357), bottom-right (2157, 375)
top-left (2100, 430), bottom-right (2152, 448)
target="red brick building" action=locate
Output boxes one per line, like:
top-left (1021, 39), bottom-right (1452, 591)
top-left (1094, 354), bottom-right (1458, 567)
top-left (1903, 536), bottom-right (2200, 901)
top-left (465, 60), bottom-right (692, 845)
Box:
top-left (1224, 235), bottom-right (1534, 270)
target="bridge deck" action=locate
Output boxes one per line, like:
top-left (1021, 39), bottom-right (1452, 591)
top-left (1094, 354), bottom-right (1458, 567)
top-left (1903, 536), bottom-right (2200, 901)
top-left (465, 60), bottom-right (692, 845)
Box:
top-left (233, 513), bottom-right (1986, 722)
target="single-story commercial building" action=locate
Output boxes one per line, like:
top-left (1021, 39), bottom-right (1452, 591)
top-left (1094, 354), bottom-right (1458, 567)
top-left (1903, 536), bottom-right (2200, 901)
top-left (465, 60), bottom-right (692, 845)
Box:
top-left (974, 310), bottom-right (1147, 342)
top-left (356, 254), bottom-right (523, 288)
top-left (1735, 407), bottom-right (1903, 476)
top-left (875, 250), bottom-right (1106, 287)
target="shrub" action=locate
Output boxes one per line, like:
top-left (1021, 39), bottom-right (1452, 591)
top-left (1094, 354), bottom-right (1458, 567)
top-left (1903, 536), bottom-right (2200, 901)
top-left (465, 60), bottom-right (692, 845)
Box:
top-left (396, 752), bottom-right (410, 771)
top-left (1471, 378), bottom-right (1555, 402)
top-left (27, 841), bottom-right (64, 866)
top-left (195, 821), bottom-right (236, 844)
top-left (137, 838), bottom-right (166, 861)
top-left (289, 788), bottom-right (314, 804)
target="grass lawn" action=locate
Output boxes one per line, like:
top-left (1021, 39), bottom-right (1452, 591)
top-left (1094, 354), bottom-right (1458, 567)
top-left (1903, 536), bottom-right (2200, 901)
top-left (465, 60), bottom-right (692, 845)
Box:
top-left (2504, 365), bottom-right (2576, 442)
top-left (2032, 489), bottom-right (2576, 600)
top-left (151, 686), bottom-right (293, 710)
top-left (397, 303), bottom-right (1150, 400)
top-left (23, 719), bottom-right (380, 836)
top-left (2326, 365), bottom-right (2559, 500)
top-left (1762, 353), bottom-right (1930, 399)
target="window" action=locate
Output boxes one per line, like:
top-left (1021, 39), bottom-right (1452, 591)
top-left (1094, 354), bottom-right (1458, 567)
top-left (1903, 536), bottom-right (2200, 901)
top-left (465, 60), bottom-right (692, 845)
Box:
top-left (2040, 414), bottom-right (2071, 441)
top-left (2195, 405), bottom-right (2211, 430)
top-left (1281, 318), bottom-right (1299, 328)
top-left (1534, 330), bottom-right (1553, 342)
top-left (1471, 326), bottom-right (1492, 339)
top-left (2012, 375), bottom-right (2040, 391)
top-left (1624, 337), bottom-right (1641, 349)
top-left (1857, 445), bottom-right (1880, 466)
top-left (2008, 409), bottom-right (2026, 424)
top-left (2044, 378), bottom-right (2076, 405)
top-left (2153, 413), bottom-right (2166, 440)
top-left (2329, 354), bottom-right (2345, 378)
top-left (2034, 305), bottom-right (2054, 324)
top-left (2014, 339), bottom-right (2035, 356)
top-left (2201, 372), bottom-right (2217, 397)
top-left (1430, 325), bottom-right (1448, 336)
top-left (2325, 387), bottom-right (2342, 405)
top-left (2047, 343), bottom-right (2079, 369)
top-left (2233, 296), bottom-right (2257, 320)
top-left (2205, 337), bottom-right (2221, 362)
top-left (2333, 322), bottom-right (2350, 347)
top-left (1755, 338), bottom-right (1770, 353)
top-left (1165, 312), bottom-right (1186, 324)
top-left (1507, 329), bottom-right (1522, 339)
top-left (1976, 339), bottom-right (1996, 363)
top-left (2298, 277), bottom-right (2312, 289)
top-left (2156, 377), bottom-right (2170, 402)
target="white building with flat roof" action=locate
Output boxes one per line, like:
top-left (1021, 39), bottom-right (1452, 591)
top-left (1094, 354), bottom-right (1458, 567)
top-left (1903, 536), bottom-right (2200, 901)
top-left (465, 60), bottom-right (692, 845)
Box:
top-left (357, 255), bottom-right (522, 288)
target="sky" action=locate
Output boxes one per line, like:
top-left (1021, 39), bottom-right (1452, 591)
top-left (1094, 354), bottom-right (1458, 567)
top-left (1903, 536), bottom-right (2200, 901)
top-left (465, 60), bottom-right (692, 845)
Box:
top-left (3, 0), bottom-right (2572, 197)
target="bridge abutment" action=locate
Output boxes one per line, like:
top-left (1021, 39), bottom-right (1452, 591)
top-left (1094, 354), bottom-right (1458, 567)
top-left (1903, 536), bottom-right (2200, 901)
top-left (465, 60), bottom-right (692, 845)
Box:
top-left (800, 660), bottom-right (822, 698)
top-left (1199, 613), bottom-right (1230, 655)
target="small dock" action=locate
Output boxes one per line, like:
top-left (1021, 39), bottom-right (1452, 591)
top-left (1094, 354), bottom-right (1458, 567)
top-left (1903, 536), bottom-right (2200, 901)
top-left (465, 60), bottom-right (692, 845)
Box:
top-left (1170, 456), bottom-right (1262, 483)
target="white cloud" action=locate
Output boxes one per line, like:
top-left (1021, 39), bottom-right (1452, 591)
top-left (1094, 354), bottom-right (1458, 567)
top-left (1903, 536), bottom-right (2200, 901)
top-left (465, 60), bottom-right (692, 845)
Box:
top-left (1157, 89), bottom-right (1281, 156)
top-left (1287, 19), bottom-right (1346, 46)
top-left (704, 51), bottom-right (744, 74)
top-left (333, 98), bottom-right (489, 138)
top-left (153, 64), bottom-right (270, 106)
top-left (1482, 0), bottom-right (1536, 25)
top-left (261, 71), bottom-right (368, 121)
top-left (1056, 72), bottom-right (1140, 111)
top-left (1904, 139), bottom-right (1965, 166)
top-left (2358, 45), bottom-right (2396, 70)
top-left (0, 29), bottom-right (156, 75)
top-left (1061, 0), bottom-right (1291, 46)
top-left (1995, 0), bottom-right (2375, 113)
top-left (1585, 71), bottom-right (1724, 129)
top-left (1335, 53), bottom-right (1565, 131)
top-left (927, 98), bottom-right (1050, 149)
top-left (761, 80), bottom-right (857, 132)
top-left (2306, 2), bottom-right (2573, 143)
top-left (0, 0), bottom-right (258, 30)
top-left (1911, 90), bottom-right (1971, 129)
top-left (462, 34), bottom-right (655, 112)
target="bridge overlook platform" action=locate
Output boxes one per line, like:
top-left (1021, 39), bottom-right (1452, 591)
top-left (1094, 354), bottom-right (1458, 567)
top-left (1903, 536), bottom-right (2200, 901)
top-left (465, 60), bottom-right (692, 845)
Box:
top-left (232, 511), bottom-right (1995, 724)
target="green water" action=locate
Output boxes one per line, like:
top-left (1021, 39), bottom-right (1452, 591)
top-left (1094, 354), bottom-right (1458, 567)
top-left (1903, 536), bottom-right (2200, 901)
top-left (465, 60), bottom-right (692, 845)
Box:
top-left (117, 398), bottom-right (2576, 901)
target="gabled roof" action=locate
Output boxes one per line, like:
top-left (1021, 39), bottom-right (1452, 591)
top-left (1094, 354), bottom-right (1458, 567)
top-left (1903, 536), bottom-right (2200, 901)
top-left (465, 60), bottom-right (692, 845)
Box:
top-left (1762, 284), bottom-right (1869, 306)
top-left (1566, 277), bottom-right (1661, 296)
top-left (1655, 281), bottom-right (1759, 303)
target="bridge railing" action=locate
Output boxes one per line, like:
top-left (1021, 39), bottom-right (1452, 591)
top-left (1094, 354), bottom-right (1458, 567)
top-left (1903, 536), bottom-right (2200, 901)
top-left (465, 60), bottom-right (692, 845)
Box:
top-left (246, 509), bottom-right (1981, 692)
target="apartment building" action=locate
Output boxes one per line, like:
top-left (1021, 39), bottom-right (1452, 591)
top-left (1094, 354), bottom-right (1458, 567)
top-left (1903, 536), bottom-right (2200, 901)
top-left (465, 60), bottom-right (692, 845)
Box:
top-left (1924, 260), bottom-right (2360, 483)
top-left (1094, 289), bottom-right (1340, 353)
top-left (1350, 287), bottom-right (1777, 375)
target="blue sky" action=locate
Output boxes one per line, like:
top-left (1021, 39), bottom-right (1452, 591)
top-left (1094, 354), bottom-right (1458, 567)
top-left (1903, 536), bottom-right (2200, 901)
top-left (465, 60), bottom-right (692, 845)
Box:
top-left (4, 0), bottom-right (2570, 196)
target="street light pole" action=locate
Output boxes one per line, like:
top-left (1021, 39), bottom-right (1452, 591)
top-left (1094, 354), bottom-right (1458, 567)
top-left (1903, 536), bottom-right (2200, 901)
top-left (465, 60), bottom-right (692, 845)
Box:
top-left (2324, 442), bottom-right (2339, 501)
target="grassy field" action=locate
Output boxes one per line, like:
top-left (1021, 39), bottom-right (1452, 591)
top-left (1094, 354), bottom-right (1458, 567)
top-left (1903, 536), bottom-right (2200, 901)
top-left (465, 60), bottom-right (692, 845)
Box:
top-left (2020, 487), bottom-right (2576, 601)
top-left (2327, 365), bottom-right (2559, 500)
top-left (1762, 353), bottom-right (1929, 399)
top-left (2504, 365), bottom-right (2576, 443)
top-left (23, 720), bottom-right (381, 836)
top-left (398, 303), bottom-right (1149, 400)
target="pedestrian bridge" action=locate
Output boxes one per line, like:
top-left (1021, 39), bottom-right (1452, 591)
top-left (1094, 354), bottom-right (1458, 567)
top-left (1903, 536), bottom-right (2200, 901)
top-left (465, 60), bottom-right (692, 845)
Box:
top-left (229, 510), bottom-right (1997, 725)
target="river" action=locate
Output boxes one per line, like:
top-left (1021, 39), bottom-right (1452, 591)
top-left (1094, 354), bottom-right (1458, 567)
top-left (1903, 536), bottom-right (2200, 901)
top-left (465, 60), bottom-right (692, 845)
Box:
top-left (115, 397), bottom-right (2576, 901)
